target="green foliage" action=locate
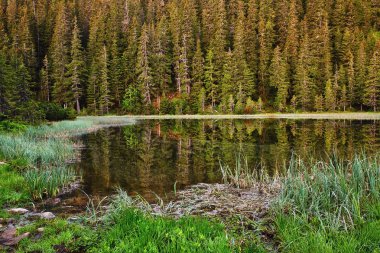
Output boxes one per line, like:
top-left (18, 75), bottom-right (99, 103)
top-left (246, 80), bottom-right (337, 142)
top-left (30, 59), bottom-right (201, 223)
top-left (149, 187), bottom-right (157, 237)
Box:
top-left (0, 121), bottom-right (27, 133)
top-left (16, 219), bottom-right (97, 253)
top-left (40, 103), bottom-right (77, 121)
top-left (160, 97), bottom-right (175, 115)
top-left (122, 86), bottom-right (142, 114)
top-left (0, 165), bottom-right (29, 209)
top-left (0, 0), bottom-right (379, 117)
top-left (91, 208), bottom-right (232, 253)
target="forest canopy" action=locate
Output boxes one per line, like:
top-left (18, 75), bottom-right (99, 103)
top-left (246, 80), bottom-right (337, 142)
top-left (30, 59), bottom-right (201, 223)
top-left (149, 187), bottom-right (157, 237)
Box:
top-left (0, 0), bottom-right (379, 120)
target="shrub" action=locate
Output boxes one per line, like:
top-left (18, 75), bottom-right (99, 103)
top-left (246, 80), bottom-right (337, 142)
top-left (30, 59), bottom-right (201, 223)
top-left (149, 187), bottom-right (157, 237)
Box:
top-left (40, 103), bottom-right (77, 121)
top-left (122, 86), bottom-right (142, 114)
top-left (160, 97), bottom-right (175, 114)
top-left (0, 121), bottom-right (27, 133)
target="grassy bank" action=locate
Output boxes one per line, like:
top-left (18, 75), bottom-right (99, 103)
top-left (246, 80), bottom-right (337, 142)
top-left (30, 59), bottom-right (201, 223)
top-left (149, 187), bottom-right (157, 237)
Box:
top-left (271, 154), bottom-right (380, 253)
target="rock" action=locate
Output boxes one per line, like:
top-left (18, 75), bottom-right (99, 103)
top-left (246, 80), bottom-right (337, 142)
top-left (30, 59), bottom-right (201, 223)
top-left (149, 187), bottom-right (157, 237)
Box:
top-left (8, 208), bottom-right (29, 215)
top-left (0, 218), bottom-right (4, 224)
top-left (2, 232), bottom-right (30, 246)
top-left (40, 212), bottom-right (55, 220)
top-left (37, 228), bottom-right (44, 233)
top-left (5, 218), bottom-right (15, 224)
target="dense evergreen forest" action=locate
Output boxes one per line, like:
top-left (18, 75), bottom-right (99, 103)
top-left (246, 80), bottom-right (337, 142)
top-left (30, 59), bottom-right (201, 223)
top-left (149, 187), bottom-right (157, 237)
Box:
top-left (0, 0), bottom-right (379, 120)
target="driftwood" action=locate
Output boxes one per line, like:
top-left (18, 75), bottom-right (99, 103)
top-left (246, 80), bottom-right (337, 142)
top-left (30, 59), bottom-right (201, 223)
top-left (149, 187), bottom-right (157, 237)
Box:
top-left (150, 182), bottom-right (280, 220)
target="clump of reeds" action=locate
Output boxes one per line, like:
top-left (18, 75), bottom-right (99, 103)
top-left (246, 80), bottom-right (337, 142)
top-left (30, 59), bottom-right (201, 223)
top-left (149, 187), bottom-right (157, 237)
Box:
top-left (0, 135), bottom-right (74, 167)
top-left (275, 153), bottom-right (380, 230)
top-left (220, 153), bottom-right (270, 189)
top-left (24, 166), bottom-right (77, 200)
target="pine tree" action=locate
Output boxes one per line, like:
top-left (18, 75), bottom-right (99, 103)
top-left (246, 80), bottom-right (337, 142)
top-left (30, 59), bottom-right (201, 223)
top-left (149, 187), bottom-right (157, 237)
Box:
top-left (66, 17), bottom-right (85, 113)
top-left (0, 55), bottom-right (12, 116)
top-left (325, 79), bottom-right (336, 111)
top-left (40, 55), bottom-right (50, 102)
top-left (109, 36), bottom-right (125, 109)
top-left (99, 45), bottom-right (112, 115)
top-left (295, 25), bottom-right (314, 111)
top-left (269, 47), bottom-right (289, 111)
top-left (191, 38), bottom-right (205, 103)
top-left (178, 35), bottom-right (191, 95)
top-left (50, 2), bottom-right (70, 106)
top-left (204, 49), bottom-right (218, 109)
top-left (257, 0), bottom-right (275, 101)
top-left (137, 24), bottom-right (154, 106)
top-left (152, 16), bottom-right (171, 102)
top-left (364, 43), bottom-right (380, 111)
top-left (355, 41), bottom-right (367, 110)
top-left (346, 50), bottom-right (355, 109)
top-left (245, 0), bottom-right (259, 80)
top-left (221, 49), bottom-right (234, 112)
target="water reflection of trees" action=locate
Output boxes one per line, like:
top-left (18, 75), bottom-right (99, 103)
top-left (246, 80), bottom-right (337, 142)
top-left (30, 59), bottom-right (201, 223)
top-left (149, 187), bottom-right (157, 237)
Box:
top-left (79, 120), bottom-right (379, 201)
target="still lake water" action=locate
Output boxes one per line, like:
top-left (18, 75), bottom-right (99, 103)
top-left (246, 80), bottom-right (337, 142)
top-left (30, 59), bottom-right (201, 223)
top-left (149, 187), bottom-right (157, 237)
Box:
top-left (76, 119), bottom-right (379, 201)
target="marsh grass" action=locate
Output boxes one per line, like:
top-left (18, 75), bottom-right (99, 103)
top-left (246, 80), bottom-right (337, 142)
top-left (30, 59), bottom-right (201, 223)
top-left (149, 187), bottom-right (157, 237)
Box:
top-left (220, 153), bottom-right (270, 188)
top-left (24, 166), bottom-right (77, 200)
top-left (0, 134), bottom-right (74, 166)
top-left (275, 154), bottom-right (380, 230)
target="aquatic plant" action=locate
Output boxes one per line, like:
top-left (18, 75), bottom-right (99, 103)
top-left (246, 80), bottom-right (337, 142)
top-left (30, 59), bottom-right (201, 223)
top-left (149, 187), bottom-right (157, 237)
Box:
top-left (220, 153), bottom-right (270, 189)
top-left (275, 154), bottom-right (380, 230)
top-left (24, 166), bottom-right (77, 200)
top-left (0, 134), bottom-right (74, 167)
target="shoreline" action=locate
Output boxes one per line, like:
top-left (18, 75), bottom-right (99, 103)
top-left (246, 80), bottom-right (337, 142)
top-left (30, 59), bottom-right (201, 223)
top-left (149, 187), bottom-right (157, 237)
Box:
top-left (83, 112), bottom-right (380, 120)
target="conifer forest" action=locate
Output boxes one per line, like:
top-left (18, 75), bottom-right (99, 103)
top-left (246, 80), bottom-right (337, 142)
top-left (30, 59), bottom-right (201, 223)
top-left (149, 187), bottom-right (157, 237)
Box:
top-left (0, 0), bottom-right (379, 120)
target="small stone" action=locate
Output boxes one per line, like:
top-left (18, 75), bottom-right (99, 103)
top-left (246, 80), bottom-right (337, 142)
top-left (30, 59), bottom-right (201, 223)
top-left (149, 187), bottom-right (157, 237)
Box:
top-left (2, 232), bottom-right (30, 246)
top-left (39, 212), bottom-right (55, 220)
top-left (37, 227), bottom-right (44, 233)
top-left (5, 218), bottom-right (15, 224)
top-left (8, 208), bottom-right (29, 215)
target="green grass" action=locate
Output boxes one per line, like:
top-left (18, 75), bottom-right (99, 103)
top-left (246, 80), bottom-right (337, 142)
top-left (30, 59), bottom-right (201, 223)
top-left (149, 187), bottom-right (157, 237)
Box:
top-left (0, 165), bottom-right (29, 217)
top-left (272, 154), bottom-right (380, 252)
top-left (16, 219), bottom-right (97, 253)
top-left (91, 208), bottom-right (232, 253)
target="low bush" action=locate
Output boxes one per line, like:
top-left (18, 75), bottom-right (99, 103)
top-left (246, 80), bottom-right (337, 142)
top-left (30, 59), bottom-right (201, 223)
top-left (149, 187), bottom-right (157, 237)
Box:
top-left (0, 121), bottom-right (27, 133)
top-left (40, 103), bottom-right (77, 121)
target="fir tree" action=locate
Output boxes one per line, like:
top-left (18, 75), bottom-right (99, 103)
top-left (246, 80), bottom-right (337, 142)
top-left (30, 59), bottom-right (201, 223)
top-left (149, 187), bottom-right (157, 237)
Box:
top-left (364, 43), bottom-right (380, 111)
top-left (269, 47), bottom-right (289, 111)
top-left (66, 17), bottom-right (85, 113)
top-left (137, 24), bottom-right (154, 106)
top-left (204, 49), bottom-right (218, 109)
